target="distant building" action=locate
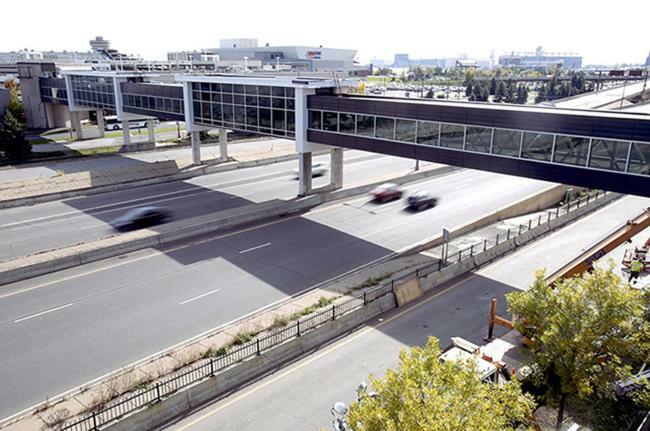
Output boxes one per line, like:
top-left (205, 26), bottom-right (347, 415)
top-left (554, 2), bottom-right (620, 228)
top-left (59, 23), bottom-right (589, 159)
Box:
top-left (89, 36), bottom-right (140, 62)
top-left (498, 46), bottom-right (582, 69)
top-left (168, 39), bottom-right (357, 72)
top-left (392, 53), bottom-right (492, 69)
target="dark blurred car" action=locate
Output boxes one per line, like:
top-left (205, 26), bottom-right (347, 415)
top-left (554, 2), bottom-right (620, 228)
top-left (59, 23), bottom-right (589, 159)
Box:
top-left (407, 191), bottom-right (438, 211)
top-left (370, 183), bottom-right (404, 203)
top-left (110, 206), bottom-right (173, 231)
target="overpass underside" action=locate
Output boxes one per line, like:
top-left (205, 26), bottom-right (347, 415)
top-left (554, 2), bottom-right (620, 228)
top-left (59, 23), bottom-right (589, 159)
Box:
top-left (307, 95), bottom-right (650, 197)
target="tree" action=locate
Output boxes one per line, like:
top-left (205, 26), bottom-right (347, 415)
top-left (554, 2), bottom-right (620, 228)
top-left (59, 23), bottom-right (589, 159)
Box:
top-left (0, 79), bottom-right (30, 159)
top-left (535, 84), bottom-right (548, 103)
top-left (465, 80), bottom-right (474, 98)
top-left (516, 84), bottom-right (529, 104)
top-left (505, 80), bottom-right (517, 104)
top-left (345, 337), bottom-right (536, 431)
top-left (489, 77), bottom-right (497, 96)
top-left (494, 80), bottom-right (506, 103)
top-left (507, 267), bottom-right (650, 430)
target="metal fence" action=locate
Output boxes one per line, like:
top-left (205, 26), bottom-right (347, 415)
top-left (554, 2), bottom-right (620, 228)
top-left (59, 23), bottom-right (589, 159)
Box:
top-left (59, 190), bottom-right (607, 431)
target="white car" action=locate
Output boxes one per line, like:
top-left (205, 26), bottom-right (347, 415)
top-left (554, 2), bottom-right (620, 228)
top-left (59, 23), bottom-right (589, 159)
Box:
top-left (293, 163), bottom-right (328, 178)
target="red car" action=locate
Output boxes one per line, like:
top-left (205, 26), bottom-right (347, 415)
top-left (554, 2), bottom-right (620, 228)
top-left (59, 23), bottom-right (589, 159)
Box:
top-left (370, 183), bottom-right (404, 203)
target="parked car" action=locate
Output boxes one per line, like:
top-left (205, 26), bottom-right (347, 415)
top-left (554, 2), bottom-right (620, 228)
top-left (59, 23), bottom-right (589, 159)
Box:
top-left (293, 163), bottom-right (328, 178)
top-left (370, 183), bottom-right (403, 203)
top-left (110, 206), bottom-right (173, 231)
top-left (407, 191), bottom-right (438, 211)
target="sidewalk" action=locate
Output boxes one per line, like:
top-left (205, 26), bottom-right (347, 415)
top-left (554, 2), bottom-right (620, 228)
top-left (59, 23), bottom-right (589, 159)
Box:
top-left (0, 140), bottom-right (297, 207)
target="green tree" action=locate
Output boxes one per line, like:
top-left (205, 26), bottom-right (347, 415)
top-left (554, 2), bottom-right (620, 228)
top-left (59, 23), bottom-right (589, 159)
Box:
top-left (489, 77), bottom-right (497, 96)
top-left (0, 110), bottom-right (31, 159)
top-left (345, 337), bottom-right (536, 431)
top-left (535, 84), bottom-right (548, 103)
top-left (516, 84), bottom-right (529, 104)
top-left (505, 80), bottom-right (517, 104)
top-left (494, 80), bottom-right (506, 103)
top-left (465, 80), bottom-right (474, 98)
top-left (507, 267), bottom-right (650, 430)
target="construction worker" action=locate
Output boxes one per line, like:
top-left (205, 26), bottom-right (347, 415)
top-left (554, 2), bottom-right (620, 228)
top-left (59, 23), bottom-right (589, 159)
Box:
top-left (629, 258), bottom-right (644, 284)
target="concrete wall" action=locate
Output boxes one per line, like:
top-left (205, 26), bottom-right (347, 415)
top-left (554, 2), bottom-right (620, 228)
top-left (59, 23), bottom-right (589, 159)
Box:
top-left (16, 63), bottom-right (49, 129)
top-left (44, 102), bottom-right (71, 128)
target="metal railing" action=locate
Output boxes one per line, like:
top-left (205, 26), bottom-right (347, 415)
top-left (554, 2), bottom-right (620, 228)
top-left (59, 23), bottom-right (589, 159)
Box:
top-left (58, 190), bottom-right (608, 431)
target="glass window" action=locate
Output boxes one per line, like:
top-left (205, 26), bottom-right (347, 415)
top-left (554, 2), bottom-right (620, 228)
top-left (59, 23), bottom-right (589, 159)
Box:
top-left (223, 104), bottom-right (234, 124)
top-left (440, 123), bottom-right (465, 149)
top-left (286, 98), bottom-right (295, 110)
top-left (323, 111), bottom-right (338, 132)
top-left (222, 84), bottom-right (233, 93)
top-left (245, 85), bottom-right (257, 95)
top-left (233, 85), bottom-right (245, 94)
top-left (395, 119), bottom-right (416, 143)
top-left (246, 107), bottom-right (258, 127)
top-left (258, 96), bottom-right (270, 107)
top-left (287, 111), bottom-right (295, 132)
top-left (309, 110), bottom-right (322, 129)
top-left (259, 86), bottom-right (271, 96)
top-left (492, 129), bottom-right (521, 157)
top-left (553, 135), bottom-right (590, 166)
top-left (222, 93), bottom-right (233, 104)
top-left (286, 88), bottom-right (295, 98)
top-left (339, 113), bottom-right (355, 134)
top-left (522, 132), bottom-right (554, 161)
top-left (272, 87), bottom-right (285, 97)
top-left (628, 142), bottom-right (650, 175)
top-left (211, 103), bottom-right (222, 121)
top-left (588, 139), bottom-right (629, 172)
top-left (209, 92), bottom-right (221, 104)
top-left (233, 94), bottom-right (245, 105)
top-left (272, 110), bottom-right (286, 131)
top-left (245, 95), bottom-right (257, 105)
top-left (201, 103), bottom-right (210, 120)
top-left (210, 83), bottom-right (221, 93)
top-left (375, 117), bottom-right (395, 140)
top-left (234, 105), bottom-right (246, 125)
top-left (417, 121), bottom-right (439, 146)
top-left (201, 91), bottom-right (210, 101)
top-left (272, 97), bottom-right (285, 109)
top-left (259, 108), bottom-right (271, 129)
top-left (200, 83), bottom-right (210, 92)
top-left (356, 115), bottom-right (374, 137)
top-left (465, 127), bottom-right (492, 153)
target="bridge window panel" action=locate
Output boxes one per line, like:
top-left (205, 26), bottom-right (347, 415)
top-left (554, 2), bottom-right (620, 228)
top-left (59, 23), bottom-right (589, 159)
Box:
top-left (210, 83), bottom-right (221, 93)
top-left (323, 111), bottom-right (339, 132)
top-left (246, 107), bottom-right (258, 128)
top-left (233, 85), bottom-right (245, 94)
top-left (258, 96), bottom-right (270, 108)
top-left (211, 92), bottom-right (222, 104)
top-left (375, 117), bottom-right (395, 140)
top-left (286, 98), bottom-right (295, 110)
top-left (211, 103), bottom-right (223, 122)
top-left (192, 90), bottom-right (200, 101)
top-left (521, 132), bottom-right (554, 161)
top-left (234, 105), bottom-right (246, 126)
top-left (192, 83), bottom-right (200, 92)
top-left (222, 84), bottom-right (233, 93)
top-left (395, 119), bottom-right (416, 143)
top-left (628, 142), bottom-right (650, 175)
top-left (245, 95), bottom-right (257, 106)
top-left (173, 99), bottom-right (182, 114)
top-left (339, 113), bottom-right (356, 134)
top-left (222, 93), bottom-right (234, 104)
top-left (356, 115), bottom-right (374, 137)
top-left (588, 139), bottom-right (629, 172)
top-left (200, 83), bottom-right (210, 92)
top-left (439, 123), bottom-right (465, 149)
top-left (200, 90), bottom-right (210, 101)
top-left (272, 87), bottom-right (286, 98)
top-left (223, 104), bottom-right (234, 126)
top-left (465, 126), bottom-right (492, 153)
top-left (287, 111), bottom-right (295, 132)
top-left (286, 88), bottom-right (295, 98)
top-left (272, 97), bottom-right (285, 109)
top-left (272, 110), bottom-right (286, 132)
top-left (259, 86), bottom-right (271, 96)
top-left (233, 94), bottom-right (245, 105)
top-left (201, 103), bottom-right (211, 121)
top-left (553, 135), bottom-right (590, 166)
top-left (416, 121), bottom-right (439, 146)
top-left (308, 110), bottom-right (322, 130)
top-left (259, 108), bottom-right (272, 129)
top-left (245, 85), bottom-right (257, 95)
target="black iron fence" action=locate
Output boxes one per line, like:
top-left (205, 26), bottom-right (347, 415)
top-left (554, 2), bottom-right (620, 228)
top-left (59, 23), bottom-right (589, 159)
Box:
top-left (58, 190), bottom-right (608, 431)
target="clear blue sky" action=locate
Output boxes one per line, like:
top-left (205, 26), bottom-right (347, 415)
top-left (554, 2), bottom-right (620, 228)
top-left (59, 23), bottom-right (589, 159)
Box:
top-left (1, 0), bottom-right (648, 65)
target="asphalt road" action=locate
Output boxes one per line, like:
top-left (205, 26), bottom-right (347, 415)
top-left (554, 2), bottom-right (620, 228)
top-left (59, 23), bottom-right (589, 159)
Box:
top-left (0, 150), bottom-right (418, 261)
top-left (0, 169), bottom-right (552, 419)
top-left (0, 138), bottom-right (293, 182)
top-left (165, 195), bottom-right (650, 431)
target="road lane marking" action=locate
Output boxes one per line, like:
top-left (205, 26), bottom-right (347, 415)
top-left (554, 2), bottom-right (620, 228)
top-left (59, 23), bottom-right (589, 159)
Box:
top-left (238, 242), bottom-right (272, 254)
top-left (171, 275), bottom-right (473, 431)
top-left (13, 303), bottom-right (74, 323)
top-left (179, 288), bottom-right (221, 306)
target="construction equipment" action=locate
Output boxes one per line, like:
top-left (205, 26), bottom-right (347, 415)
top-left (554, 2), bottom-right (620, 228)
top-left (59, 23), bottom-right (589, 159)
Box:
top-left (546, 208), bottom-right (650, 284)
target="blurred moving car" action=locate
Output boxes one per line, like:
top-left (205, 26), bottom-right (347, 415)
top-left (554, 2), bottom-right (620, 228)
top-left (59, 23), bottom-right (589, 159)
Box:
top-left (293, 163), bottom-right (328, 178)
top-left (407, 191), bottom-right (438, 211)
top-left (110, 206), bottom-right (173, 231)
top-left (370, 183), bottom-right (403, 203)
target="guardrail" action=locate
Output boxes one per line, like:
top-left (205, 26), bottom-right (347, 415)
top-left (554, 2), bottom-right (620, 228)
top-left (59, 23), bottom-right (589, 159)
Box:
top-left (58, 189), bottom-right (609, 431)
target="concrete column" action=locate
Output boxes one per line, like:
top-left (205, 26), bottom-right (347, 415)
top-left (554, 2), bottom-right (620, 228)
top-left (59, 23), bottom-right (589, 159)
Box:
top-left (146, 119), bottom-right (155, 143)
top-left (330, 147), bottom-right (343, 190)
top-left (70, 111), bottom-right (84, 140)
top-left (191, 131), bottom-right (201, 165)
top-left (96, 110), bottom-right (105, 138)
top-left (298, 152), bottom-right (313, 196)
top-left (122, 121), bottom-right (131, 146)
top-left (218, 128), bottom-right (228, 161)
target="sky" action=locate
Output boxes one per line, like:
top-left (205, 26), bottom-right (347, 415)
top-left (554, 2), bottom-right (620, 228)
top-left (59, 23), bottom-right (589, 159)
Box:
top-left (1, 0), bottom-right (648, 65)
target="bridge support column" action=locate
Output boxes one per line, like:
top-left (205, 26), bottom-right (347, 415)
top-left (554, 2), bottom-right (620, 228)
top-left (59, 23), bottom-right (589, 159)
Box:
top-left (218, 128), bottom-right (228, 161)
top-left (330, 146), bottom-right (343, 190)
top-left (298, 152), bottom-right (312, 197)
top-left (122, 121), bottom-right (131, 146)
top-left (96, 110), bottom-right (105, 138)
top-left (70, 111), bottom-right (84, 140)
top-left (191, 131), bottom-right (201, 165)
top-left (146, 119), bottom-right (155, 143)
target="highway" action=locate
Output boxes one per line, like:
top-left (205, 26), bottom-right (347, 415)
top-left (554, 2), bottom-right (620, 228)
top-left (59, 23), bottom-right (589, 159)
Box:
top-left (0, 149), bottom-right (421, 261)
top-left (0, 168), bottom-right (552, 419)
top-left (165, 195), bottom-right (650, 431)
